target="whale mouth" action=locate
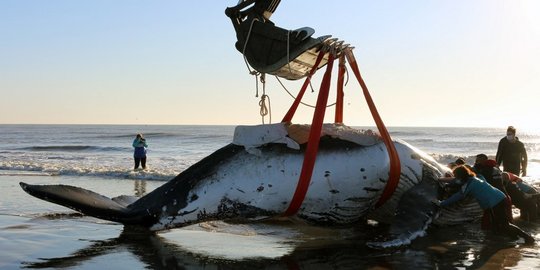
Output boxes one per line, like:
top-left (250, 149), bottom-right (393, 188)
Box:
top-left (366, 166), bottom-right (442, 249)
top-left (366, 216), bottom-right (435, 249)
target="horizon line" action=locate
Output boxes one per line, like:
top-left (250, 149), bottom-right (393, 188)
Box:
top-left (0, 123), bottom-right (507, 129)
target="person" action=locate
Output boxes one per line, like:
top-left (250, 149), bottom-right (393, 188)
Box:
top-left (439, 173), bottom-right (463, 198)
top-left (502, 171), bottom-right (538, 195)
top-left (132, 134), bottom-right (148, 170)
top-left (501, 172), bottom-right (537, 222)
top-left (502, 172), bottom-right (539, 222)
top-left (455, 157), bottom-right (466, 166)
top-left (473, 154), bottom-right (537, 221)
top-left (434, 165), bottom-right (535, 244)
top-left (441, 158), bottom-right (474, 197)
top-left (455, 157), bottom-right (474, 171)
top-left (473, 154), bottom-right (506, 193)
top-left (496, 126), bottom-right (528, 176)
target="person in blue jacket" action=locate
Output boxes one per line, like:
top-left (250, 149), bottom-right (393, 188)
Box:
top-left (132, 134), bottom-right (148, 170)
top-left (434, 165), bottom-right (535, 244)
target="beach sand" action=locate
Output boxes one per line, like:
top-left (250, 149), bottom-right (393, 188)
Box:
top-left (2, 173), bottom-right (540, 269)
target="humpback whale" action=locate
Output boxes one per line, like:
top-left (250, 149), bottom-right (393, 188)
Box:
top-left (19, 123), bottom-right (483, 247)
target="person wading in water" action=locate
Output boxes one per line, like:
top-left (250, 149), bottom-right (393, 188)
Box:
top-left (132, 134), bottom-right (148, 170)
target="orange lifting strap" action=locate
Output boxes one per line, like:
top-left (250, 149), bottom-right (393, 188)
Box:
top-left (283, 52), bottom-right (335, 216)
top-left (335, 54), bottom-right (346, 124)
top-left (344, 49), bottom-right (401, 208)
top-left (282, 48), bottom-right (401, 216)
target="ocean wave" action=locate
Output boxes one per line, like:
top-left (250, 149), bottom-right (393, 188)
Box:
top-left (0, 163), bottom-right (176, 181)
top-left (17, 145), bottom-right (129, 152)
top-left (407, 138), bottom-right (435, 143)
top-left (433, 153), bottom-right (540, 166)
top-left (46, 156), bottom-right (86, 160)
top-left (430, 153), bottom-right (485, 166)
top-left (100, 132), bottom-right (177, 139)
top-left (101, 130), bottom-right (231, 137)
top-left (0, 170), bottom-right (52, 176)
top-left (27, 145), bottom-right (94, 151)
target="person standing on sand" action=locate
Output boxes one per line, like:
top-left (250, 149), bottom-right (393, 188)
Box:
top-left (132, 134), bottom-right (148, 170)
top-left (496, 126), bottom-right (528, 176)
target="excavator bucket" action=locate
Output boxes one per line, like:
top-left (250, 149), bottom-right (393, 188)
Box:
top-left (236, 22), bottom-right (332, 80)
top-left (226, 0), bottom-right (332, 80)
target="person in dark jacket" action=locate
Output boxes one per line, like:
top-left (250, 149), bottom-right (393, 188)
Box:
top-left (473, 154), bottom-right (506, 193)
top-left (496, 126), bottom-right (527, 176)
top-left (132, 133), bottom-right (148, 170)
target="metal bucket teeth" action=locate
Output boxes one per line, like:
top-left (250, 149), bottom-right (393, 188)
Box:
top-left (260, 36), bottom-right (353, 80)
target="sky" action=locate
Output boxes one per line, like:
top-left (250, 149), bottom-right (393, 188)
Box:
top-left (1, 0), bottom-right (539, 129)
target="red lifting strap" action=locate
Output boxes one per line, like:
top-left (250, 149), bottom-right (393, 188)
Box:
top-left (283, 53), bottom-right (336, 216)
top-left (335, 54), bottom-right (346, 124)
top-left (344, 49), bottom-right (401, 208)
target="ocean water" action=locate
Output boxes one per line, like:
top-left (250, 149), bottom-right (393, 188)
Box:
top-left (1, 124), bottom-right (539, 180)
top-left (0, 125), bottom-right (235, 181)
top-left (2, 124), bottom-right (540, 269)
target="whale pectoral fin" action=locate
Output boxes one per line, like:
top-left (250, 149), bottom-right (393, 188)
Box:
top-left (19, 182), bottom-right (132, 223)
top-left (112, 195), bottom-right (139, 207)
top-left (367, 178), bottom-right (440, 249)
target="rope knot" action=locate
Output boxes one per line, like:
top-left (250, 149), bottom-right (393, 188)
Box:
top-left (259, 94), bottom-right (271, 124)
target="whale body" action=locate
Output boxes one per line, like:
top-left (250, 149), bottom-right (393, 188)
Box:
top-left (19, 124), bottom-right (482, 247)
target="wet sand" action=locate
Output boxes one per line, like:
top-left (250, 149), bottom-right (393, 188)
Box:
top-left (1, 174), bottom-right (540, 269)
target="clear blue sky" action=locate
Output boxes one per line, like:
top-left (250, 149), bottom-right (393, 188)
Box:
top-left (1, 1), bottom-right (539, 129)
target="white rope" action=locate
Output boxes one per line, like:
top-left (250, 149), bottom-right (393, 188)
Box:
top-left (274, 76), bottom-right (336, 108)
top-left (259, 74), bottom-right (272, 124)
top-left (241, 18), bottom-right (259, 76)
top-left (239, 18), bottom-right (263, 99)
top-left (259, 94), bottom-right (271, 124)
top-left (238, 19), bottom-right (273, 123)
top-left (254, 73), bottom-right (260, 97)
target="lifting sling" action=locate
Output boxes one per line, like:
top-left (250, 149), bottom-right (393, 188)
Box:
top-left (282, 48), bottom-right (401, 216)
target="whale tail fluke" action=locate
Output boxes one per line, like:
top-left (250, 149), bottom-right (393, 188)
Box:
top-left (19, 182), bottom-right (150, 225)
